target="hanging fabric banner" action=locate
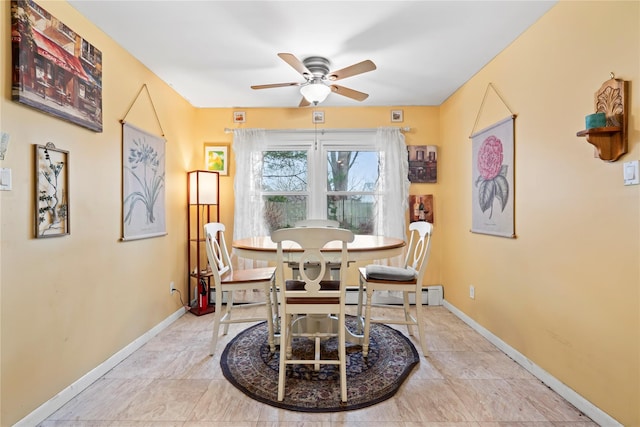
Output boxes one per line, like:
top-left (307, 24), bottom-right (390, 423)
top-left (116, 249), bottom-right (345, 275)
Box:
top-left (470, 115), bottom-right (515, 238)
top-left (122, 122), bottom-right (167, 240)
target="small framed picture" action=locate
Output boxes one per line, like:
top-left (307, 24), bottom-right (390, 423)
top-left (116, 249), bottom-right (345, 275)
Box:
top-left (312, 111), bottom-right (325, 124)
top-left (391, 110), bottom-right (403, 122)
top-left (35, 143), bottom-right (69, 238)
top-left (409, 194), bottom-right (434, 224)
top-left (204, 143), bottom-right (229, 176)
top-left (408, 145), bottom-right (438, 183)
top-left (233, 111), bottom-right (246, 123)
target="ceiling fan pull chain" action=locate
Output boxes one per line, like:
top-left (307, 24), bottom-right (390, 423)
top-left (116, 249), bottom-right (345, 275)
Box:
top-left (314, 121), bottom-right (318, 150)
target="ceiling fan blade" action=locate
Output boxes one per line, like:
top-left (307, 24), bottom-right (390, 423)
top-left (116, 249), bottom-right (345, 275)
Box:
top-left (298, 97), bottom-right (311, 108)
top-left (251, 82), bottom-right (302, 90)
top-left (330, 84), bottom-right (369, 102)
top-left (328, 60), bottom-right (376, 81)
top-left (278, 53), bottom-right (311, 77)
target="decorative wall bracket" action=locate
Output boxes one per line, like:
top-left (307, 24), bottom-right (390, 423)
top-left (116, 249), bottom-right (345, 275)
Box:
top-left (576, 74), bottom-right (629, 162)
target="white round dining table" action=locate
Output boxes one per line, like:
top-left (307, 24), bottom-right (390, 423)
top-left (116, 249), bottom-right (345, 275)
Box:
top-left (232, 234), bottom-right (405, 262)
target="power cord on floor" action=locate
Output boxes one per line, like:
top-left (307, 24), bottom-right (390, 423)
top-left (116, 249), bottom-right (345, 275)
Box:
top-left (171, 288), bottom-right (191, 311)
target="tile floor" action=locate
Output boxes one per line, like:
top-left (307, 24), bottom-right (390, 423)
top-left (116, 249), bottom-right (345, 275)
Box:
top-left (40, 304), bottom-right (598, 426)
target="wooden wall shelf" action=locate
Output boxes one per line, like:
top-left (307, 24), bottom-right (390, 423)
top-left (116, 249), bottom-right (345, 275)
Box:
top-left (576, 126), bottom-right (624, 162)
top-left (576, 76), bottom-right (628, 162)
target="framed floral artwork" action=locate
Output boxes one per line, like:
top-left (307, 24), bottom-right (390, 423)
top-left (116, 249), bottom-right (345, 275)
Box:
top-left (35, 142), bottom-right (69, 238)
top-left (471, 115), bottom-right (515, 238)
top-left (204, 143), bottom-right (229, 176)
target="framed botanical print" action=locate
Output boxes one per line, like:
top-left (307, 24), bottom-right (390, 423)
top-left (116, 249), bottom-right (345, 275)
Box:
top-left (122, 123), bottom-right (167, 241)
top-left (204, 143), bottom-right (229, 176)
top-left (35, 143), bottom-right (69, 238)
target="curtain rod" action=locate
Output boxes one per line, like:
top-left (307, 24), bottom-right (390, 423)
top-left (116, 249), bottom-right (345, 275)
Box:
top-left (223, 127), bottom-right (410, 134)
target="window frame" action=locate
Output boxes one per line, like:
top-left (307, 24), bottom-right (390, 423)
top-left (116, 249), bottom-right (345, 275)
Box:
top-left (262, 130), bottom-right (379, 224)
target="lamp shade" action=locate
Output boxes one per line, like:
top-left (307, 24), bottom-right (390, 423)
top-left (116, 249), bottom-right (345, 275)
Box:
top-left (188, 170), bottom-right (218, 205)
top-left (300, 83), bottom-right (331, 104)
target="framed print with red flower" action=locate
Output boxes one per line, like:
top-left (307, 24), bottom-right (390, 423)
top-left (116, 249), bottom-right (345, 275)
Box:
top-left (471, 115), bottom-right (515, 238)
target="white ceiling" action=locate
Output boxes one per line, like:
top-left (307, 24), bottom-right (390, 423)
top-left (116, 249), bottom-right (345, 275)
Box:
top-left (68, 1), bottom-right (556, 108)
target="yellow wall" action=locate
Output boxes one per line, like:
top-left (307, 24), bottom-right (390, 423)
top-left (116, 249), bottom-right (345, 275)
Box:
top-left (194, 106), bottom-right (443, 286)
top-left (439, 2), bottom-right (639, 425)
top-left (1, 1), bottom-right (638, 426)
top-left (0, 1), bottom-right (196, 424)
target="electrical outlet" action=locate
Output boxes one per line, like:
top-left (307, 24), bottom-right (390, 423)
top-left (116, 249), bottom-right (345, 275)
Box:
top-left (469, 285), bottom-right (475, 299)
top-left (170, 281), bottom-right (175, 295)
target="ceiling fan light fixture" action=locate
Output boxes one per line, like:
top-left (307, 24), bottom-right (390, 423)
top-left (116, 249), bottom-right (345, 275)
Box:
top-left (300, 83), bottom-right (331, 105)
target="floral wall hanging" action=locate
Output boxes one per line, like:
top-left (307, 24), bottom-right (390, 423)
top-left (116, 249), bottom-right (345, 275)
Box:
top-left (471, 115), bottom-right (515, 238)
top-left (122, 122), bottom-right (166, 240)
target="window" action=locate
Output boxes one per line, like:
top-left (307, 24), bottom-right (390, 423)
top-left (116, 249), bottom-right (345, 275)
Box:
top-left (81, 39), bottom-right (101, 65)
top-left (260, 132), bottom-right (379, 234)
top-left (233, 127), bottom-right (408, 242)
top-left (326, 150), bottom-right (378, 234)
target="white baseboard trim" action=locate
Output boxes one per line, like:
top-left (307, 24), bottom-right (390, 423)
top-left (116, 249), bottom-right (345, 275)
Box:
top-left (14, 307), bottom-right (187, 427)
top-left (442, 300), bottom-right (622, 427)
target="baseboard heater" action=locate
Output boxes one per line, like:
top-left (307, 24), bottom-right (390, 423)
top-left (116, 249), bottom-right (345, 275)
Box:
top-left (209, 285), bottom-right (444, 306)
top-left (344, 285), bottom-right (443, 305)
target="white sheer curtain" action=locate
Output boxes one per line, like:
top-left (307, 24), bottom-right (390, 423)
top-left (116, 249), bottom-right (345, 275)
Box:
top-left (372, 127), bottom-right (409, 285)
top-left (232, 129), bottom-right (268, 268)
top-left (373, 127), bottom-right (410, 241)
top-left (232, 128), bottom-right (268, 239)
top-left (231, 127), bottom-right (409, 267)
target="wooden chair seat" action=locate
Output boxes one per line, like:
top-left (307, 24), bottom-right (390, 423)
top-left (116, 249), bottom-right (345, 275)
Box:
top-left (220, 267), bottom-right (276, 284)
top-left (358, 270), bottom-right (417, 285)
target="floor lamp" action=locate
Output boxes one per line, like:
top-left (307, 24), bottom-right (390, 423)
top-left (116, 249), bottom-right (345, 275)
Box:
top-left (187, 170), bottom-right (219, 315)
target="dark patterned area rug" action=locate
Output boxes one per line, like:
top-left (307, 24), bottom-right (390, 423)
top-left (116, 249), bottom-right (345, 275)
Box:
top-left (220, 316), bottom-right (419, 412)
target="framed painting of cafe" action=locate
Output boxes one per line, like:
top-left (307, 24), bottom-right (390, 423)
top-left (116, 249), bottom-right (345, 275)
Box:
top-left (11, 0), bottom-right (103, 132)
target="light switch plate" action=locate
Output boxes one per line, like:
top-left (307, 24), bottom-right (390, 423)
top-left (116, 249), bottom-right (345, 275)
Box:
top-left (623, 161), bottom-right (639, 186)
top-left (0, 168), bottom-right (11, 191)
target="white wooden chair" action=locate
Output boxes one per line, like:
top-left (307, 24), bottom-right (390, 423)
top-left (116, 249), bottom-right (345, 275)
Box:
top-left (291, 219), bottom-right (341, 279)
top-left (293, 219), bottom-right (340, 228)
top-left (204, 222), bottom-right (276, 356)
top-left (271, 226), bottom-right (354, 402)
top-left (357, 221), bottom-right (433, 357)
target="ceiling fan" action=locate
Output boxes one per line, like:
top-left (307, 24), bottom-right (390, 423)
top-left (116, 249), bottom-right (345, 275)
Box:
top-left (251, 53), bottom-right (376, 107)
